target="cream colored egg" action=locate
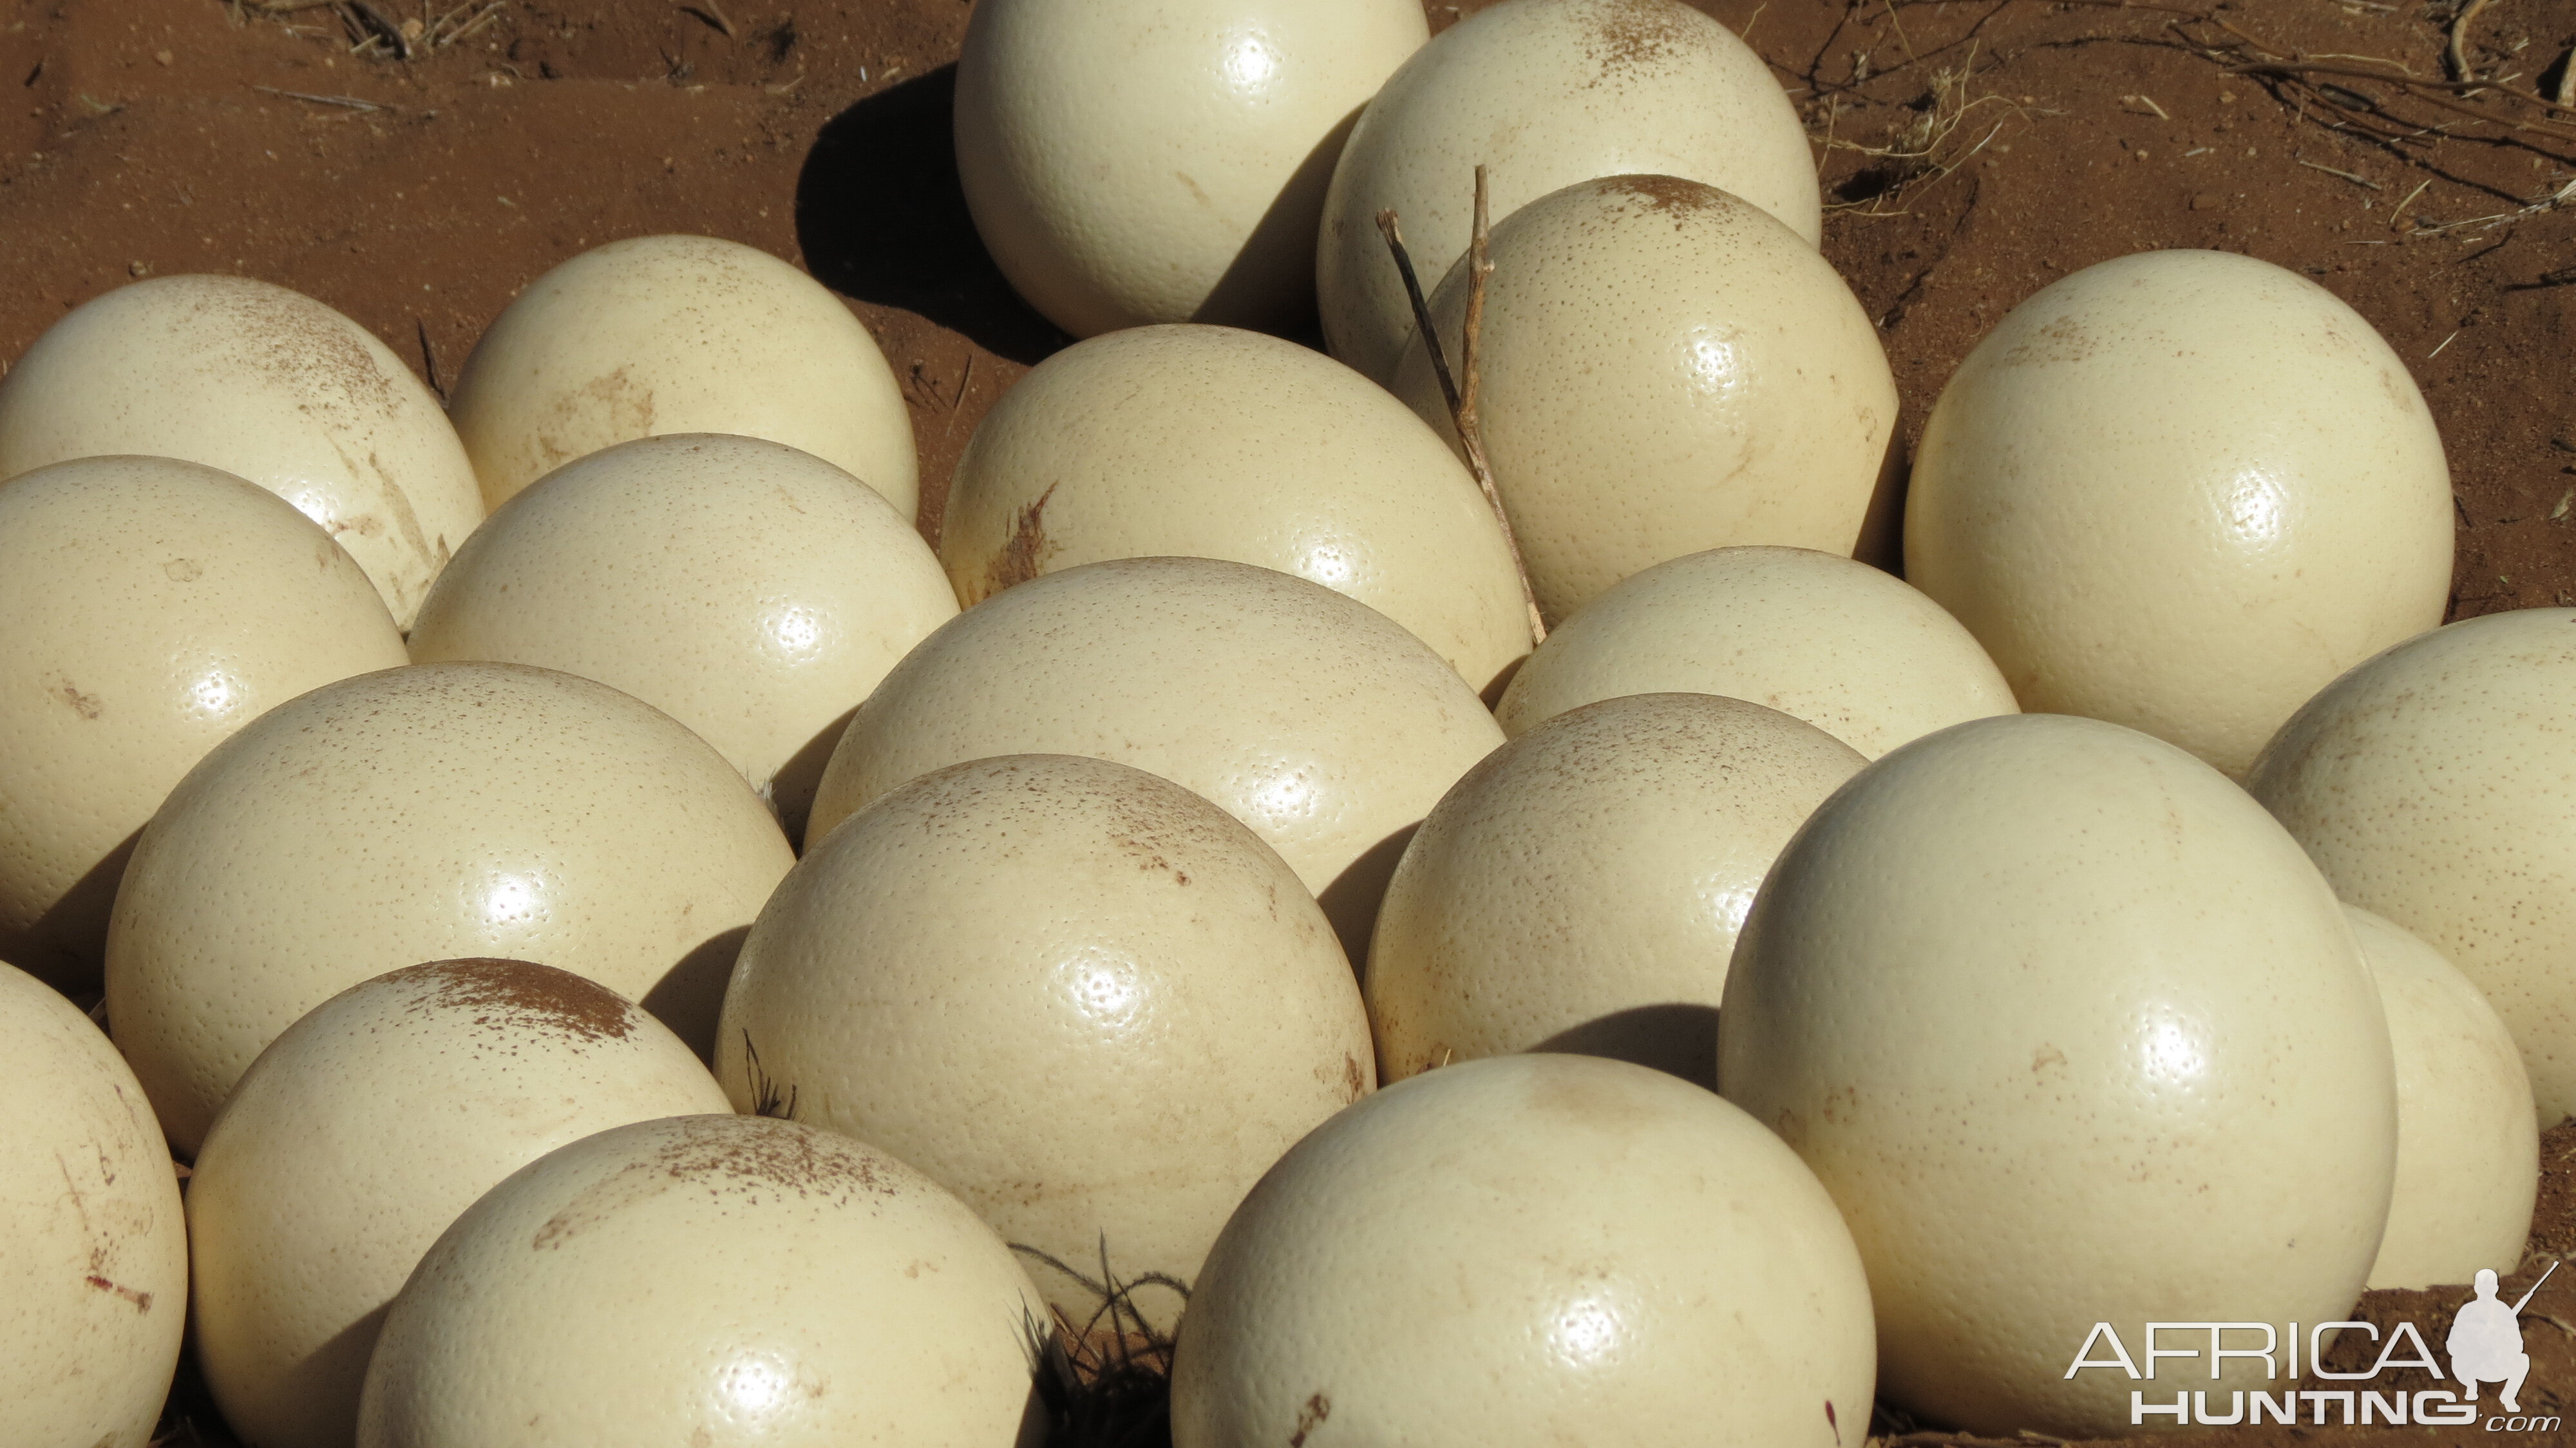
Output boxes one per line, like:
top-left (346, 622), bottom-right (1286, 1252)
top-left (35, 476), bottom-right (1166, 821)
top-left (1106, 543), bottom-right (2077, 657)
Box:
top-left (1170, 1053), bottom-right (1874, 1447)
top-left (1494, 546), bottom-right (2017, 752)
top-left (2248, 609), bottom-right (2576, 1123)
top-left (2342, 908), bottom-right (2536, 1291)
top-left (355, 1114), bottom-right (1045, 1447)
top-left (808, 557), bottom-right (1504, 958)
top-left (105, 662), bottom-right (793, 1155)
top-left (1392, 176), bottom-right (1897, 625)
top-left (408, 434), bottom-right (958, 843)
top-left (954, 0), bottom-right (1426, 337)
top-left (444, 236), bottom-right (918, 519)
top-left (1719, 713), bottom-right (2395, 1438)
top-left (1320, 0), bottom-right (1821, 383)
top-left (0, 961), bottom-right (187, 1448)
top-left (0, 457), bottom-right (408, 995)
top-left (939, 325), bottom-right (1528, 694)
top-left (719, 754), bottom-right (1370, 1338)
top-left (189, 959), bottom-right (734, 1448)
top-left (1367, 694), bottom-right (1861, 1088)
top-left (1906, 249), bottom-right (2452, 779)
top-left (0, 275), bottom-right (484, 630)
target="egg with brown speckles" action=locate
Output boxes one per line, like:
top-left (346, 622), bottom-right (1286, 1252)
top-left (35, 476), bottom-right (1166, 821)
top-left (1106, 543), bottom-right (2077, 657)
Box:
top-left (1320, 0), bottom-right (1821, 383)
top-left (0, 456), bottom-right (408, 995)
top-left (719, 754), bottom-right (1371, 1339)
top-left (189, 959), bottom-right (734, 1448)
top-left (2342, 908), bottom-right (2536, 1291)
top-left (1906, 249), bottom-right (2452, 779)
top-left (1392, 176), bottom-right (1897, 625)
top-left (1494, 546), bottom-right (2017, 754)
top-left (2248, 608), bottom-right (2576, 1123)
top-left (1170, 1053), bottom-right (1875, 1447)
top-left (806, 557), bottom-right (1506, 961)
top-left (355, 1114), bottom-right (1047, 1447)
top-left (1720, 713), bottom-right (2396, 1438)
top-left (444, 236), bottom-right (918, 519)
top-left (407, 434), bottom-right (958, 844)
top-left (937, 325), bottom-right (1528, 694)
top-left (0, 960), bottom-right (187, 1448)
top-left (0, 274), bottom-right (487, 629)
top-left (1367, 693), bottom-right (1862, 1089)
top-left (104, 661), bottom-right (794, 1155)
top-left (954, 0), bottom-right (1428, 339)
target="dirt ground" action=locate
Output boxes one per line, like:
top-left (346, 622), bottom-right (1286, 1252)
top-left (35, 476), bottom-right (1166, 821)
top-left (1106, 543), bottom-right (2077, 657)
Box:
top-left (3, 0), bottom-right (2571, 1444)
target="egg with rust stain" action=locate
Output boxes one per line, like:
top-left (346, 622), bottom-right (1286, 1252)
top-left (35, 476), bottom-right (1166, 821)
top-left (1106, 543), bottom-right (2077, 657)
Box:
top-left (954, 0), bottom-right (1427, 336)
top-left (2342, 908), bottom-right (2536, 1291)
top-left (2248, 608), bottom-right (2576, 1124)
top-left (1905, 248), bottom-right (2452, 779)
top-left (0, 274), bottom-right (486, 630)
top-left (1392, 176), bottom-right (1897, 625)
top-left (355, 1114), bottom-right (1048, 1447)
top-left (938, 325), bottom-right (1528, 694)
top-left (1719, 713), bottom-right (2396, 1438)
top-left (719, 754), bottom-right (1371, 1340)
top-left (0, 960), bottom-right (187, 1448)
top-left (104, 661), bottom-right (794, 1155)
top-left (806, 557), bottom-right (1506, 964)
top-left (0, 456), bottom-right (408, 995)
top-left (407, 433), bottom-right (958, 845)
top-left (1495, 546), bottom-right (2017, 756)
top-left (1170, 1054), bottom-right (1875, 1447)
top-left (189, 959), bottom-right (734, 1448)
top-left (1367, 693), bottom-right (1862, 1089)
top-left (444, 236), bottom-right (918, 520)
top-left (1320, 0), bottom-right (1821, 383)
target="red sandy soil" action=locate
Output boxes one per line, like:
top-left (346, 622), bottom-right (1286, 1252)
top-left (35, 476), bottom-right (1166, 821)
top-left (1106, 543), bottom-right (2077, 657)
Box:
top-left (3, 1), bottom-right (2571, 1445)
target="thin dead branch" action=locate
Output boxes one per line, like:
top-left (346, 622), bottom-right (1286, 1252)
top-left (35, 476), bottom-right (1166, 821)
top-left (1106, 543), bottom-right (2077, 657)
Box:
top-left (249, 84), bottom-right (393, 112)
top-left (2448, 0), bottom-right (2496, 85)
top-left (1376, 176), bottom-right (1548, 647)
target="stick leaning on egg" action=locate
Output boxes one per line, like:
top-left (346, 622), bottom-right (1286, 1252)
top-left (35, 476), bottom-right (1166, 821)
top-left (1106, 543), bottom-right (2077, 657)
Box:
top-left (1377, 165), bottom-right (1547, 647)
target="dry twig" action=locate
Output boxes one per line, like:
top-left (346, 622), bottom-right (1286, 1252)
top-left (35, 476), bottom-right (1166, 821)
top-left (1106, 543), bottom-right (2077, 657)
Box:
top-left (2448, 0), bottom-right (2496, 85)
top-left (681, 1), bottom-right (737, 39)
top-left (1824, 43), bottom-right (2027, 217)
top-left (1375, 170), bottom-right (1548, 647)
top-left (249, 84), bottom-right (393, 111)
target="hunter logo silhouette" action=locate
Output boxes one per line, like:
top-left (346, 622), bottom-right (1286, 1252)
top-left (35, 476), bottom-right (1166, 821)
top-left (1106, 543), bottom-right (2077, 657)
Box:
top-left (2451, 1262), bottom-right (2554, 1414)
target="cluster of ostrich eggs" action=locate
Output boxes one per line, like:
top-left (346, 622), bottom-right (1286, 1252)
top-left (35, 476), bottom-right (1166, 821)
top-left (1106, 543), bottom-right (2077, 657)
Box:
top-left (0, 1), bottom-right (2552, 1445)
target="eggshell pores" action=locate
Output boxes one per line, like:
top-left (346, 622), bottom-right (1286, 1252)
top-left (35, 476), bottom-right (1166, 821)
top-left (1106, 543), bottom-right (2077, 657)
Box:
top-left (1318, 0), bottom-right (1821, 383)
top-left (2247, 609), bottom-right (2576, 1123)
top-left (1170, 1054), bottom-right (1875, 1447)
top-left (808, 558), bottom-right (1506, 958)
top-left (106, 662), bottom-right (794, 1154)
top-left (719, 755), bottom-right (1372, 1337)
top-left (355, 1114), bottom-right (1046, 1447)
top-left (954, 0), bottom-right (1426, 337)
top-left (1366, 694), bottom-right (1863, 1087)
top-left (407, 434), bottom-right (958, 843)
top-left (1719, 714), bottom-right (2396, 1438)
top-left (189, 960), bottom-right (734, 1448)
top-left (937, 325), bottom-right (1530, 693)
top-left (0, 962), bottom-right (187, 1448)
top-left (2342, 910), bottom-right (2536, 1291)
top-left (444, 235), bottom-right (918, 518)
top-left (0, 275), bottom-right (484, 630)
top-left (1905, 249), bottom-right (2451, 778)
top-left (1494, 546), bottom-right (2017, 754)
top-left (1393, 176), bottom-right (1897, 625)
top-left (0, 457), bottom-right (408, 993)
